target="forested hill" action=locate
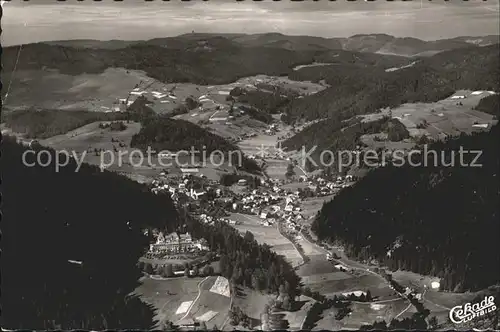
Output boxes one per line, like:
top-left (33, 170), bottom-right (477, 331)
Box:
top-left (43, 33), bottom-right (499, 55)
top-left (1, 136), bottom-right (181, 329)
top-left (3, 37), bottom-right (412, 87)
top-left (130, 117), bottom-right (260, 173)
top-left (1, 41), bottom-right (315, 85)
top-left (312, 123), bottom-right (500, 292)
top-left (283, 44), bottom-right (499, 150)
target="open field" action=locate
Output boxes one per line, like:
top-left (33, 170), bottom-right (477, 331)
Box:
top-left (134, 275), bottom-right (231, 329)
top-left (4, 68), bottom-right (324, 114)
top-left (281, 295), bottom-right (317, 330)
top-left (300, 271), bottom-right (351, 285)
top-left (230, 288), bottom-right (315, 331)
top-left (3, 68), bottom-right (151, 111)
top-left (133, 275), bottom-right (203, 328)
top-left (357, 90), bottom-right (498, 152)
top-left (313, 298), bottom-right (412, 330)
top-left (230, 213), bottom-right (303, 267)
top-left (231, 286), bottom-right (276, 329)
top-left (297, 227), bottom-right (500, 329)
top-left (203, 118), bottom-right (268, 141)
top-left (40, 120), bottom-right (141, 152)
top-left (237, 133), bottom-right (281, 156)
top-left (389, 90), bottom-right (497, 140)
top-left (186, 277), bottom-right (232, 329)
top-left (306, 274), bottom-right (397, 300)
top-left (174, 115), bottom-right (270, 145)
top-left (389, 269), bottom-right (492, 314)
top-left (235, 127), bottom-right (307, 180)
top-left (29, 120), bottom-right (236, 183)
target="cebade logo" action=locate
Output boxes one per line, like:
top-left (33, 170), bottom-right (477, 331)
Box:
top-left (449, 296), bottom-right (497, 325)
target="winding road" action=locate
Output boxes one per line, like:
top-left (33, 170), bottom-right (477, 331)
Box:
top-left (175, 276), bottom-right (210, 324)
top-left (298, 224), bottom-right (417, 320)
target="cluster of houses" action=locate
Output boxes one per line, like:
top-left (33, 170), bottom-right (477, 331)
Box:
top-left (297, 174), bottom-right (356, 196)
top-left (151, 180), bottom-right (207, 202)
top-left (198, 213), bottom-right (240, 226)
top-left (226, 184), bottom-right (305, 229)
top-left (146, 162), bottom-right (359, 263)
top-left (265, 123), bottom-right (279, 136)
top-left (150, 175), bottom-right (226, 202)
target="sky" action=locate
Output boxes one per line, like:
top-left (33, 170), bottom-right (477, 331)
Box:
top-left (1, 0), bottom-right (499, 46)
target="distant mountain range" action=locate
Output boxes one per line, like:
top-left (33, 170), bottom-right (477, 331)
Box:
top-left (42, 32), bottom-right (499, 57)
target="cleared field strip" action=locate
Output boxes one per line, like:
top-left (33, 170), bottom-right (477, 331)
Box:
top-left (187, 277), bottom-right (232, 329)
top-left (175, 301), bottom-right (193, 315)
top-left (133, 276), bottom-right (203, 328)
top-left (210, 276), bottom-right (230, 298)
top-left (196, 310), bottom-right (219, 322)
top-left (176, 276), bottom-right (211, 322)
top-left (390, 90), bottom-right (497, 139)
top-left (300, 271), bottom-right (352, 284)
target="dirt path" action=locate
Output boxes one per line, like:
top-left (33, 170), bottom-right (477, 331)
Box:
top-left (421, 288), bottom-right (450, 311)
top-left (299, 224), bottom-right (416, 314)
top-left (175, 276), bottom-right (211, 323)
top-left (219, 292), bottom-right (234, 330)
top-left (394, 303), bottom-right (413, 320)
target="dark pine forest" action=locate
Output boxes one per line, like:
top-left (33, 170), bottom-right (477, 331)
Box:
top-left (312, 123), bottom-right (500, 292)
top-left (1, 137), bottom-right (300, 329)
top-left (1, 136), bottom-right (181, 329)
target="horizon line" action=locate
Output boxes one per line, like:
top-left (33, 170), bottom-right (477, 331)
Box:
top-left (3, 31), bottom-right (499, 48)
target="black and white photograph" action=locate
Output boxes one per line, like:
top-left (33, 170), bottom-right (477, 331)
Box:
top-left (1, 0), bottom-right (499, 330)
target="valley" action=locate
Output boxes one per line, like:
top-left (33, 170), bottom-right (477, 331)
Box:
top-left (3, 29), bottom-right (499, 331)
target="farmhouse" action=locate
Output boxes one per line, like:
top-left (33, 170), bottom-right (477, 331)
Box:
top-left (149, 232), bottom-right (209, 253)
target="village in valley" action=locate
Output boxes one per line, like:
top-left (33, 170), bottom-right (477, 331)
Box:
top-left (4, 66), bottom-right (497, 330)
top-left (135, 112), bottom-right (459, 330)
top-left (138, 151), bottom-right (468, 331)
top-left (131, 89), bottom-right (499, 331)
top-left (3, 1), bottom-right (499, 329)
top-left (8, 80), bottom-right (496, 330)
